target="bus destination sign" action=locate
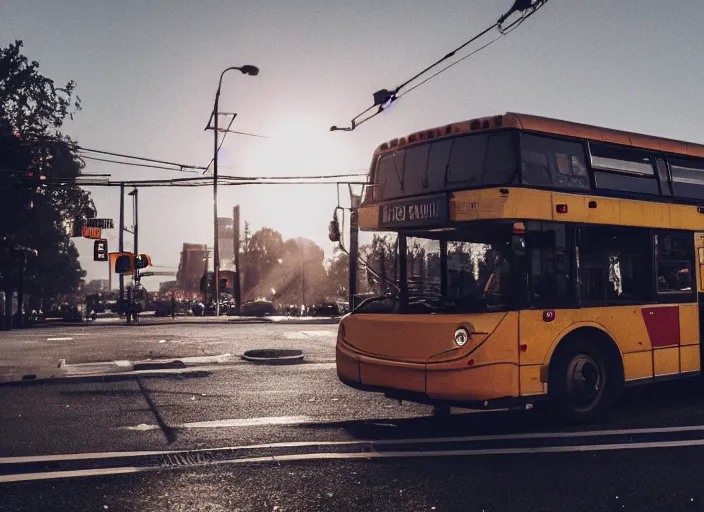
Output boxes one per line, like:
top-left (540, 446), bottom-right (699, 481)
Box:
top-left (379, 194), bottom-right (448, 228)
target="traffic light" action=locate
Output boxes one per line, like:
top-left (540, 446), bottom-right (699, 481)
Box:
top-left (112, 253), bottom-right (134, 274)
top-left (110, 253), bottom-right (152, 274)
top-left (134, 254), bottom-right (152, 269)
top-left (93, 239), bottom-right (108, 262)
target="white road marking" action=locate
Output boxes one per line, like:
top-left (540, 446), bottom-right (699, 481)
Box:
top-left (0, 466), bottom-right (141, 483)
top-left (126, 424), bottom-right (158, 431)
top-left (125, 415), bottom-right (312, 431)
top-left (301, 331), bottom-right (335, 337)
top-left (284, 330), bottom-right (335, 340)
top-left (5, 437), bottom-right (704, 483)
top-left (178, 353), bottom-right (232, 365)
top-left (119, 421), bottom-right (704, 446)
top-left (8, 422), bottom-right (703, 467)
top-left (182, 416), bottom-right (310, 429)
top-left (46, 337), bottom-right (73, 341)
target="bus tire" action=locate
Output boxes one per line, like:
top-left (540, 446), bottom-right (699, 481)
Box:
top-left (549, 334), bottom-right (622, 423)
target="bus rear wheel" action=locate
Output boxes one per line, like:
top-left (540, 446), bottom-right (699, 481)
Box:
top-left (550, 338), bottom-right (619, 423)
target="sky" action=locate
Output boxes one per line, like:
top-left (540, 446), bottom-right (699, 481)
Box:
top-left (3, 0), bottom-right (704, 287)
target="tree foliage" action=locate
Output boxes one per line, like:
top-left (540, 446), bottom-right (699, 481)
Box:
top-left (239, 225), bottom-right (345, 307)
top-left (0, 40), bottom-right (91, 313)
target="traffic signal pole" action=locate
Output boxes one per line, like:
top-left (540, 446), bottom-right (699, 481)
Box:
top-left (132, 188), bottom-right (138, 284)
top-left (130, 188), bottom-right (139, 324)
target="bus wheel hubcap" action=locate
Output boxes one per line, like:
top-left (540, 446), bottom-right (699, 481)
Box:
top-left (566, 355), bottom-right (601, 407)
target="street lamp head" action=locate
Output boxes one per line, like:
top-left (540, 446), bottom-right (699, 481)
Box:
top-left (238, 65), bottom-right (259, 76)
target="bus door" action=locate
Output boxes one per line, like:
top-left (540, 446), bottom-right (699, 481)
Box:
top-left (696, 233), bottom-right (704, 368)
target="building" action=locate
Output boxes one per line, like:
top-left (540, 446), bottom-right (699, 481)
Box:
top-left (217, 217), bottom-right (235, 271)
top-left (177, 243), bottom-right (208, 294)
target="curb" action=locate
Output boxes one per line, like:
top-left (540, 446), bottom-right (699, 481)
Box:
top-left (0, 354), bottom-right (234, 385)
top-left (12, 317), bottom-right (340, 329)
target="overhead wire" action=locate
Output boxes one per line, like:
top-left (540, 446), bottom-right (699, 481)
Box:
top-left (202, 113), bottom-right (240, 175)
top-left (77, 146), bottom-right (207, 171)
top-left (396, 36), bottom-right (502, 101)
top-left (330, 0), bottom-right (550, 132)
top-left (81, 155), bottom-right (199, 173)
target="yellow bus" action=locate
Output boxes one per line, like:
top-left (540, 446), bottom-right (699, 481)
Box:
top-left (336, 112), bottom-right (704, 422)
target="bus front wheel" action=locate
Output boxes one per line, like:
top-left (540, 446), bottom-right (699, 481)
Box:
top-left (549, 337), bottom-right (621, 423)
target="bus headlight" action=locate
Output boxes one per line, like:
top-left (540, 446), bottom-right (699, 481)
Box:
top-left (454, 327), bottom-right (469, 347)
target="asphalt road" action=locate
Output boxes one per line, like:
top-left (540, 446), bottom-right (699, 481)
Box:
top-left (2, 322), bottom-right (704, 511)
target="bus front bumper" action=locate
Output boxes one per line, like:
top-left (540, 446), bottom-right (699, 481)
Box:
top-left (337, 342), bottom-right (520, 404)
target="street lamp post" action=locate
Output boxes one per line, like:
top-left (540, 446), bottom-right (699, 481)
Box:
top-left (210, 64), bottom-right (259, 316)
top-left (128, 187), bottom-right (138, 323)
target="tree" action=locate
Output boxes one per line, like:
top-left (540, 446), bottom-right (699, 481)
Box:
top-left (239, 225), bottom-right (330, 307)
top-left (326, 247), bottom-right (349, 299)
top-left (0, 40), bottom-right (92, 326)
top-left (239, 226), bottom-right (284, 300)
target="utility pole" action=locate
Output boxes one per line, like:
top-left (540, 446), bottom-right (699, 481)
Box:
top-left (348, 192), bottom-right (360, 311)
top-left (209, 64), bottom-right (259, 316)
top-left (118, 183), bottom-right (125, 306)
top-left (127, 187), bottom-right (138, 324)
top-left (233, 206), bottom-right (241, 314)
top-left (300, 245), bottom-right (305, 310)
top-left (212, 97), bottom-right (221, 316)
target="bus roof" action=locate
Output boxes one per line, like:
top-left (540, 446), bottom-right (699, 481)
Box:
top-left (375, 112), bottom-right (704, 159)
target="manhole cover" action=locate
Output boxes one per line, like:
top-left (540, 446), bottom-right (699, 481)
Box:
top-left (242, 349), bottom-right (304, 364)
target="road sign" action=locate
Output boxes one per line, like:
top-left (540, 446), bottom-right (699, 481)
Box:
top-left (82, 226), bottom-right (102, 239)
top-left (93, 239), bottom-right (108, 261)
top-left (139, 271), bottom-right (176, 277)
top-left (84, 218), bottom-right (114, 229)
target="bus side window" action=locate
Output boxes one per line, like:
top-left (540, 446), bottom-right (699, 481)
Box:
top-left (655, 232), bottom-right (695, 301)
top-left (527, 224), bottom-right (573, 308)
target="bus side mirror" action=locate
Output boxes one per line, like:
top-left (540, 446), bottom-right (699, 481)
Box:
top-left (328, 212), bottom-right (341, 242)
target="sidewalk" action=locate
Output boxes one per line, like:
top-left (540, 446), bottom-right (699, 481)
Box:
top-left (0, 353), bottom-right (237, 384)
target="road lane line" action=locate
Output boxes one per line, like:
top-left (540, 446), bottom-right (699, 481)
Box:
top-left (8, 423), bottom-right (704, 466)
top-left (125, 416), bottom-right (313, 431)
top-left (121, 422), bottom-right (704, 445)
top-left (0, 466), bottom-right (141, 483)
top-left (6, 438), bottom-right (704, 483)
top-left (46, 337), bottom-right (73, 341)
top-left (0, 450), bottom-right (178, 464)
top-left (181, 416), bottom-right (311, 429)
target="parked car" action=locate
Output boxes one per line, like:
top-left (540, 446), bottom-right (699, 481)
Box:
top-left (154, 300), bottom-right (173, 317)
top-left (310, 302), bottom-right (340, 317)
top-left (239, 300), bottom-right (276, 317)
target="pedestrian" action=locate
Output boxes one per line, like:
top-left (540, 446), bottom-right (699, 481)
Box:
top-left (171, 293), bottom-right (176, 319)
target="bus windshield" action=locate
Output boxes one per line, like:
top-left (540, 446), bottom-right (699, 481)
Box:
top-left (404, 225), bottom-right (517, 313)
